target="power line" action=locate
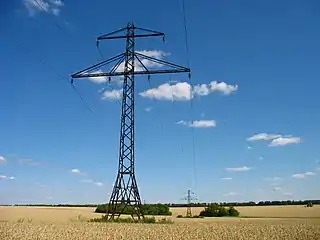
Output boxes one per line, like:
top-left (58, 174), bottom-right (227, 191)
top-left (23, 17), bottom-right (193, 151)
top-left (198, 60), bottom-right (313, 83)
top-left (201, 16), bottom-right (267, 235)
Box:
top-left (33, 0), bottom-right (63, 30)
top-left (96, 42), bottom-right (123, 106)
top-left (22, 1), bottom-right (94, 113)
top-left (181, 0), bottom-right (191, 69)
top-left (181, 0), bottom-right (198, 197)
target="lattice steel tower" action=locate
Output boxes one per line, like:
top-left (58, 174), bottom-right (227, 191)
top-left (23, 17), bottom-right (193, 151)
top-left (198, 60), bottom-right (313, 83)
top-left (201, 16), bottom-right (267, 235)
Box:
top-left (183, 189), bottom-right (197, 217)
top-left (71, 23), bottom-right (190, 220)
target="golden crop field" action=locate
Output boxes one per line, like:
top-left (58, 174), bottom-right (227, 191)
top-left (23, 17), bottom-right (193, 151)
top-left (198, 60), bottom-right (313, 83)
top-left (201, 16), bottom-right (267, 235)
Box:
top-left (1, 206), bottom-right (320, 239)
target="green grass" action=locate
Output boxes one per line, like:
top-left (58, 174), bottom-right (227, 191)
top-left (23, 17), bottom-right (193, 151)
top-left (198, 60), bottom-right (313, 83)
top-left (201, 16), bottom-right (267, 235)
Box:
top-left (89, 215), bottom-right (174, 224)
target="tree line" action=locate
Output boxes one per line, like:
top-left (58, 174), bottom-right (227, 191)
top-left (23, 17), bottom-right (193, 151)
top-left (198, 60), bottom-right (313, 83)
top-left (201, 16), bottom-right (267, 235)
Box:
top-left (5, 199), bottom-right (320, 207)
top-left (95, 203), bottom-right (172, 215)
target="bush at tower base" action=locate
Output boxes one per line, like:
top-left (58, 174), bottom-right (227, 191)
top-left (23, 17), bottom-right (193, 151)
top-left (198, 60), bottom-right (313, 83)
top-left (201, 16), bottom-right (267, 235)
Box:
top-left (95, 203), bottom-right (172, 216)
top-left (199, 204), bottom-right (240, 217)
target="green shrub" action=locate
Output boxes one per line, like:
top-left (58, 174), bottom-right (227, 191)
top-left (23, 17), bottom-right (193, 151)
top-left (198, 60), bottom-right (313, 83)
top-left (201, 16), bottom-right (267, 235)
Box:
top-left (95, 203), bottom-right (172, 216)
top-left (176, 214), bottom-right (204, 219)
top-left (199, 204), bottom-right (239, 217)
top-left (228, 206), bottom-right (240, 216)
top-left (306, 202), bottom-right (313, 207)
top-left (89, 216), bottom-right (172, 224)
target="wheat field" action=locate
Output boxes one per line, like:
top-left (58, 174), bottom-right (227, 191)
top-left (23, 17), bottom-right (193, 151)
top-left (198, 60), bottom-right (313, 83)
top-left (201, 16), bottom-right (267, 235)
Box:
top-left (1, 206), bottom-right (320, 239)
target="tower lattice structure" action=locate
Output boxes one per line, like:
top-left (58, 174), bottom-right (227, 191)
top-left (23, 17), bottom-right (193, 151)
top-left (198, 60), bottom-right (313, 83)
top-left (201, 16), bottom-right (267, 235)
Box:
top-left (183, 189), bottom-right (197, 217)
top-left (71, 23), bottom-right (190, 220)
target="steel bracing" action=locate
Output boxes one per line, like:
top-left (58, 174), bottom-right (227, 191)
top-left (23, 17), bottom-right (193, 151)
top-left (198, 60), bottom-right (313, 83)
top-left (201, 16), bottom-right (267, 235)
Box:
top-left (71, 22), bottom-right (190, 220)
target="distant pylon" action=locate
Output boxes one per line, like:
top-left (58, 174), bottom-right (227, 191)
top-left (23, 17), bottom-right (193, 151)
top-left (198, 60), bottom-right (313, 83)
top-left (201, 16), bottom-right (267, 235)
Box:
top-left (182, 189), bottom-right (197, 217)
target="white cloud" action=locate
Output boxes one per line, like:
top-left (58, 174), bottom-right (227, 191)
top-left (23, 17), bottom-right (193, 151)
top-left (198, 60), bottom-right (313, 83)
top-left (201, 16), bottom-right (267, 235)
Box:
top-left (86, 50), bottom-right (169, 87)
top-left (139, 81), bottom-right (237, 101)
top-left (259, 156), bottom-right (264, 160)
top-left (94, 182), bottom-right (104, 187)
top-left (176, 120), bottom-right (216, 128)
top-left (115, 50), bottom-right (169, 73)
top-left (247, 133), bottom-right (282, 141)
top-left (70, 168), bottom-right (82, 174)
top-left (292, 171), bottom-right (315, 179)
top-left (134, 50), bottom-right (169, 71)
top-left (101, 89), bottom-right (122, 100)
top-left (221, 177), bottom-right (232, 180)
top-left (88, 70), bottom-right (109, 84)
top-left (247, 146), bottom-right (252, 150)
top-left (316, 167), bottom-right (320, 171)
top-left (268, 137), bottom-right (302, 147)
top-left (0, 175), bottom-right (15, 180)
top-left (223, 192), bottom-right (237, 196)
top-left (226, 166), bottom-right (251, 172)
top-left (23, 0), bottom-right (64, 16)
top-left (194, 81), bottom-right (238, 96)
top-left (247, 133), bottom-right (302, 147)
top-left (140, 82), bottom-right (192, 101)
top-left (144, 107), bottom-right (152, 112)
top-left (0, 156), bottom-right (6, 163)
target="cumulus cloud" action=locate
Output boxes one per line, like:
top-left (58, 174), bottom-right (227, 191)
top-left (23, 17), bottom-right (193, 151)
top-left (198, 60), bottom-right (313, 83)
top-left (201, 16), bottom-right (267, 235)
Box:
top-left (139, 81), bottom-right (237, 101)
top-left (292, 172), bottom-right (315, 179)
top-left (247, 133), bottom-right (282, 141)
top-left (134, 50), bottom-right (169, 71)
top-left (0, 156), bottom-right (6, 163)
top-left (88, 70), bottom-right (109, 84)
top-left (0, 175), bottom-right (15, 180)
top-left (23, 0), bottom-right (64, 16)
top-left (89, 50), bottom-right (168, 85)
top-left (225, 166), bottom-right (251, 172)
top-left (140, 82), bottom-right (192, 101)
top-left (194, 81), bottom-right (238, 96)
top-left (101, 89), bottom-right (122, 100)
top-left (70, 168), bottom-right (83, 174)
top-left (94, 182), bottom-right (104, 187)
top-left (176, 120), bottom-right (216, 128)
top-left (246, 133), bottom-right (302, 147)
top-left (268, 137), bottom-right (302, 147)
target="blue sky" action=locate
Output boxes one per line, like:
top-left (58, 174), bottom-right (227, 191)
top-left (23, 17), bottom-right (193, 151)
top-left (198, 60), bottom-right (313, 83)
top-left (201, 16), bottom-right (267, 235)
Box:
top-left (1, 0), bottom-right (320, 205)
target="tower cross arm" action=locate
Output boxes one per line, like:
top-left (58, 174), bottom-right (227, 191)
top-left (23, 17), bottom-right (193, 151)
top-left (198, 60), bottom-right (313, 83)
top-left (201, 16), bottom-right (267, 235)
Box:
top-left (71, 68), bottom-right (190, 79)
top-left (97, 26), bottom-right (165, 40)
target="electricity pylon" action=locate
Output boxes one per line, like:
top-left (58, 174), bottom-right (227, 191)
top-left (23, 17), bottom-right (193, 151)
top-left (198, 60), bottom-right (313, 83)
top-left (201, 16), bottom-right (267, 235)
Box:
top-left (71, 22), bottom-right (190, 220)
top-left (182, 189), bottom-right (197, 217)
